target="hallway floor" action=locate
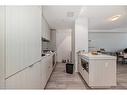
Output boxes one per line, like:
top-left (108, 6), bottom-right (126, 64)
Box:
top-left (116, 63), bottom-right (127, 89)
top-left (45, 63), bottom-right (87, 89)
top-left (45, 62), bottom-right (127, 89)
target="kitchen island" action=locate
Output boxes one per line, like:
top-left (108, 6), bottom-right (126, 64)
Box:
top-left (78, 52), bottom-right (117, 88)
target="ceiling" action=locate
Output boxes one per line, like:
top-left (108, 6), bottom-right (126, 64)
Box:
top-left (87, 6), bottom-right (127, 30)
top-left (42, 6), bottom-right (82, 29)
top-left (42, 6), bottom-right (127, 30)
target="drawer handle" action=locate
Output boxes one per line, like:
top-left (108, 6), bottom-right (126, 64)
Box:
top-left (29, 64), bottom-right (34, 68)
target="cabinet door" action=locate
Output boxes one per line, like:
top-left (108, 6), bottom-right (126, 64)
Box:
top-left (89, 59), bottom-right (116, 86)
top-left (40, 56), bottom-right (53, 89)
top-left (48, 28), bottom-right (51, 41)
top-left (28, 62), bottom-right (41, 89)
top-left (0, 6), bottom-right (5, 89)
top-left (42, 16), bottom-right (46, 38)
top-left (6, 6), bottom-right (42, 77)
top-left (45, 56), bottom-right (52, 80)
top-left (6, 62), bottom-right (41, 89)
top-left (46, 23), bottom-right (50, 41)
top-left (48, 56), bottom-right (53, 78)
top-left (41, 15), bottom-right (50, 41)
top-left (40, 58), bottom-right (48, 89)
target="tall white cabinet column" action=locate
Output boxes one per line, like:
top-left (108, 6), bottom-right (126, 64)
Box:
top-left (5, 6), bottom-right (42, 89)
top-left (0, 6), bottom-right (5, 89)
top-left (5, 6), bottom-right (42, 78)
top-left (0, 6), bottom-right (42, 89)
top-left (73, 16), bottom-right (88, 72)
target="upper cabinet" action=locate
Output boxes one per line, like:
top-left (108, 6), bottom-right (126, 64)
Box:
top-left (42, 13), bottom-right (50, 41)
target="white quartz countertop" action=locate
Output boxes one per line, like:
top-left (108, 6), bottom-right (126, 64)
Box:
top-left (79, 53), bottom-right (116, 60)
top-left (41, 52), bottom-right (56, 60)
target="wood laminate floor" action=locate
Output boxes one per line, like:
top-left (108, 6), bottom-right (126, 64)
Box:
top-left (116, 63), bottom-right (127, 89)
top-left (45, 62), bottom-right (127, 89)
top-left (45, 63), bottom-right (87, 89)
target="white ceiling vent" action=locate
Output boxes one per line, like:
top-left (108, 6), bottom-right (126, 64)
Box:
top-left (67, 12), bottom-right (74, 17)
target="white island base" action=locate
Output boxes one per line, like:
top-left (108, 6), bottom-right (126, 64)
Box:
top-left (78, 53), bottom-right (117, 88)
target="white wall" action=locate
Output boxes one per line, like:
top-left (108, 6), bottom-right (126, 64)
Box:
top-left (74, 17), bottom-right (88, 72)
top-left (89, 32), bottom-right (127, 52)
top-left (56, 29), bottom-right (72, 62)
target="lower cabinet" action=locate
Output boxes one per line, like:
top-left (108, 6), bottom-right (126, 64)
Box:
top-left (5, 55), bottom-right (54, 89)
top-left (47, 56), bottom-right (53, 80)
top-left (41, 55), bottom-right (53, 89)
top-left (0, 73), bottom-right (5, 89)
top-left (6, 62), bottom-right (41, 89)
top-left (40, 58), bottom-right (48, 89)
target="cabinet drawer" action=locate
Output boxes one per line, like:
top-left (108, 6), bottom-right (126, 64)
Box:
top-left (6, 62), bottom-right (41, 89)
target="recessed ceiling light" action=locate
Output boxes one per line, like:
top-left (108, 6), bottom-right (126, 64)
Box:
top-left (110, 15), bottom-right (121, 21)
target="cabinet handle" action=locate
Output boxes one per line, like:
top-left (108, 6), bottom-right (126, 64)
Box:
top-left (29, 64), bottom-right (34, 68)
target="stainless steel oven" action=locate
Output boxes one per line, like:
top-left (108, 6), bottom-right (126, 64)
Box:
top-left (81, 57), bottom-right (89, 73)
top-left (52, 53), bottom-right (56, 67)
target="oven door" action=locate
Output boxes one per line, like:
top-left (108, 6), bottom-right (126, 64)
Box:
top-left (81, 57), bottom-right (89, 73)
top-left (52, 53), bottom-right (56, 67)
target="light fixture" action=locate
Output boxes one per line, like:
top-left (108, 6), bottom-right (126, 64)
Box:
top-left (110, 15), bottom-right (121, 21)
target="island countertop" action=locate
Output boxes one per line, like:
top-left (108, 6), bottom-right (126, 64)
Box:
top-left (78, 52), bottom-right (116, 60)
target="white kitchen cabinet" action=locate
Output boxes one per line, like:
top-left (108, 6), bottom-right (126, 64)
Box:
top-left (40, 58), bottom-right (48, 89)
top-left (41, 15), bottom-right (50, 41)
top-left (78, 53), bottom-right (116, 88)
top-left (0, 6), bottom-right (5, 89)
top-left (6, 62), bottom-right (41, 89)
top-left (42, 16), bottom-right (47, 39)
top-left (41, 54), bottom-right (54, 89)
top-left (46, 56), bottom-right (53, 80)
top-left (46, 24), bottom-right (51, 41)
top-left (0, 6), bottom-right (43, 89)
top-left (5, 6), bottom-right (42, 78)
top-left (49, 30), bottom-right (56, 51)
